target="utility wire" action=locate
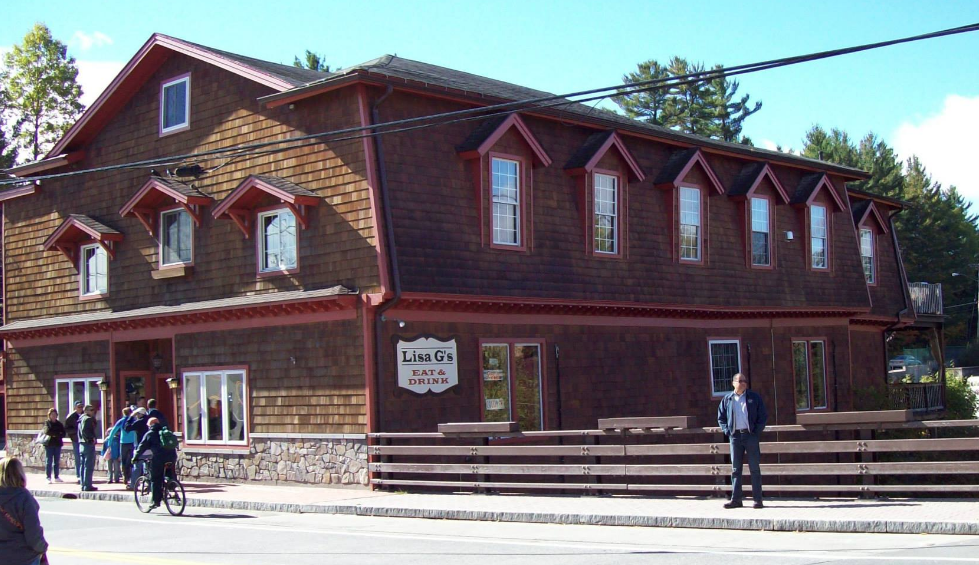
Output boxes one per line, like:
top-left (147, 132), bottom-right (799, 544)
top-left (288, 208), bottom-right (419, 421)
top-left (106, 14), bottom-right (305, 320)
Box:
top-left (2, 22), bottom-right (978, 186)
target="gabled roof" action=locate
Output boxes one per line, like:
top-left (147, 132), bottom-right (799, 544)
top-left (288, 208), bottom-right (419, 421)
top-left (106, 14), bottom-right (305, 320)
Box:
top-left (653, 148), bottom-right (724, 194)
top-left (120, 175), bottom-right (214, 234)
top-left (791, 173), bottom-right (845, 210)
top-left (212, 175), bottom-right (321, 238)
top-left (46, 33), bottom-right (330, 158)
top-left (851, 199), bottom-right (890, 234)
top-left (728, 162), bottom-right (790, 203)
top-left (564, 130), bottom-right (645, 181)
top-left (456, 113), bottom-right (552, 166)
top-left (42, 214), bottom-right (124, 261)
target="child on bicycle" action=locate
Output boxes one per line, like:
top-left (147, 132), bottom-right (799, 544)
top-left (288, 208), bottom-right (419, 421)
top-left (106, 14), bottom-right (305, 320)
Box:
top-left (131, 418), bottom-right (177, 511)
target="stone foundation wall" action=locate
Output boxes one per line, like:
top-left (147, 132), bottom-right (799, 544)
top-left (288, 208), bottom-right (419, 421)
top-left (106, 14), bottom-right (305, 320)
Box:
top-left (5, 432), bottom-right (369, 487)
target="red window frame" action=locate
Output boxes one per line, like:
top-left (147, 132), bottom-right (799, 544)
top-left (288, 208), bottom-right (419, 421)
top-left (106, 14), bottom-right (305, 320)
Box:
top-left (477, 338), bottom-right (547, 431)
top-left (748, 195), bottom-right (774, 270)
top-left (487, 152), bottom-right (531, 252)
top-left (591, 169), bottom-right (624, 259)
top-left (678, 184), bottom-right (706, 265)
top-left (791, 338), bottom-right (830, 412)
top-left (807, 203), bottom-right (831, 272)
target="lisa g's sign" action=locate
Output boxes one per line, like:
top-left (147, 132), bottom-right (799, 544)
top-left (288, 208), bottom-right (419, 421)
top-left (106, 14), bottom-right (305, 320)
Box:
top-left (397, 337), bottom-right (458, 394)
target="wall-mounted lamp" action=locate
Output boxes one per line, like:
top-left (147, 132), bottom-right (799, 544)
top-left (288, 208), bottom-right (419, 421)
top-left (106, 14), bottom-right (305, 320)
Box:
top-left (380, 315), bottom-right (406, 328)
top-left (98, 378), bottom-right (110, 392)
top-left (397, 320), bottom-right (406, 328)
top-left (785, 231), bottom-right (794, 241)
top-left (166, 377), bottom-right (181, 390)
top-left (151, 352), bottom-right (164, 371)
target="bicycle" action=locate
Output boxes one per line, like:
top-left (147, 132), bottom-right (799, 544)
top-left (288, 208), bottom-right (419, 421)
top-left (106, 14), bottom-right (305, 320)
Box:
top-left (134, 461), bottom-right (185, 515)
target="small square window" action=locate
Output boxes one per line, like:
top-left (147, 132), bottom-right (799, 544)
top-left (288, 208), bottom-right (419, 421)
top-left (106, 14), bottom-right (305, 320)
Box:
top-left (80, 243), bottom-right (108, 296)
top-left (160, 208), bottom-right (193, 266)
top-left (258, 209), bottom-right (298, 272)
top-left (160, 75), bottom-right (190, 134)
top-left (709, 340), bottom-right (741, 396)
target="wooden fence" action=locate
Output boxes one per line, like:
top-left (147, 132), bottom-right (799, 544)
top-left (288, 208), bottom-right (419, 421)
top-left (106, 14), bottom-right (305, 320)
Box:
top-left (369, 413), bottom-right (979, 496)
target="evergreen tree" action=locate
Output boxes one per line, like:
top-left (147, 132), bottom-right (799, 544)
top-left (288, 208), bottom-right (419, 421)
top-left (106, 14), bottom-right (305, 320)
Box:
top-left (2, 23), bottom-right (84, 163)
top-left (293, 50), bottom-right (329, 72)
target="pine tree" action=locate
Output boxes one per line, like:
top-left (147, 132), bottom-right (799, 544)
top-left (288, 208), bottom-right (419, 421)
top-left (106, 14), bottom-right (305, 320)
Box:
top-left (293, 50), bottom-right (329, 72)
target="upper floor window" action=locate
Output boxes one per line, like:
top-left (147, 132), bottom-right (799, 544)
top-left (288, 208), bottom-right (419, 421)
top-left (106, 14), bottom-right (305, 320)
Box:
top-left (160, 208), bottom-right (193, 267)
top-left (860, 228), bottom-right (875, 284)
top-left (709, 339), bottom-right (741, 397)
top-left (750, 197), bottom-right (771, 266)
top-left (810, 204), bottom-right (828, 269)
top-left (80, 243), bottom-right (108, 296)
top-left (258, 208), bottom-right (297, 273)
top-left (679, 186), bottom-right (702, 261)
top-left (594, 173), bottom-right (618, 254)
top-left (491, 157), bottom-right (521, 246)
top-left (792, 340), bottom-right (827, 411)
top-left (160, 75), bottom-right (190, 134)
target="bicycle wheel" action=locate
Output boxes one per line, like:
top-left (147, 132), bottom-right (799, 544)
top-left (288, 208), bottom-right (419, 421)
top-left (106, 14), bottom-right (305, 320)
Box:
top-left (164, 479), bottom-right (186, 516)
top-left (133, 476), bottom-right (153, 513)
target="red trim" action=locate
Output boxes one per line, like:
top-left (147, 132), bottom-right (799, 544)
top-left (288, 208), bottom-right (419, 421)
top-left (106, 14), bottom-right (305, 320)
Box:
top-left (356, 85), bottom-right (391, 296)
top-left (477, 338), bottom-right (547, 431)
top-left (805, 203), bottom-right (832, 273)
top-left (790, 338), bottom-right (831, 412)
top-left (119, 177), bottom-right (212, 235)
top-left (588, 169), bottom-right (626, 259)
top-left (0, 184), bottom-right (38, 203)
top-left (487, 152), bottom-right (531, 252)
top-left (654, 149), bottom-right (724, 195)
top-left (360, 299), bottom-right (377, 438)
top-left (746, 195), bottom-right (775, 271)
top-left (857, 225), bottom-right (879, 287)
top-left (855, 201), bottom-right (890, 235)
top-left (731, 163), bottom-right (790, 204)
top-left (212, 175), bottom-right (320, 238)
top-left (458, 113), bottom-right (552, 166)
top-left (677, 184), bottom-right (706, 266)
top-left (42, 216), bottom-right (124, 260)
top-left (566, 131), bottom-right (644, 182)
top-left (793, 174), bottom-right (845, 211)
top-left (158, 73), bottom-right (191, 137)
top-left (254, 204), bottom-right (301, 278)
top-left (4, 152), bottom-right (84, 177)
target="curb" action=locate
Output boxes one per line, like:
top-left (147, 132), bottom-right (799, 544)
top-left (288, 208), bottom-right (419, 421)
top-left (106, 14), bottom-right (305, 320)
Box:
top-left (31, 489), bottom-right (979, 535)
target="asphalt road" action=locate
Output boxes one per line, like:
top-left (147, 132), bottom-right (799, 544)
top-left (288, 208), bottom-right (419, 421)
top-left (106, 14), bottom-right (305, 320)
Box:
top-left (36, 496), bottom-right (979, 564)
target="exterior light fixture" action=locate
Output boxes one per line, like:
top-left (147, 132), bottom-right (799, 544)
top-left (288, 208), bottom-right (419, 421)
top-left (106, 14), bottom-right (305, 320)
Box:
top-left (151, 352), bottom-right (164, 371)
top-left (98, 378), bottom-right (110, 392)
top-left (166, 377), bottom-right (181, 390)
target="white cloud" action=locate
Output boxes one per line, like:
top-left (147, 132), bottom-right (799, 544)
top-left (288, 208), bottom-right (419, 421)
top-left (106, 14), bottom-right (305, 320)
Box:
top-left (71, 31), bottom-right (113, 51)
top-left (760, 139), bottom-right (779, 151)
top-left (893, 95), bottom-right (979, 204)
top-left (76, 59), bottom-right (125, 107)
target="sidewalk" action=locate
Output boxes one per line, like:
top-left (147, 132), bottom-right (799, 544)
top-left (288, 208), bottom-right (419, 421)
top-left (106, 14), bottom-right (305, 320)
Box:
top-left (26, 471), bottom-right (979, 535)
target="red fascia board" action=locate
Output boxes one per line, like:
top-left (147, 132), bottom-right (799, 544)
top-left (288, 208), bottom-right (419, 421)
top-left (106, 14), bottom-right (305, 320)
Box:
top-left (212, 175), bottom-right (320, 220)
top-left (120, 178), bottom-right (212, 218)
top-left (0, 184), bottom-right (38, 203)
top-left (580, 132), bottom-right (645, 182)
top-left (261, 74), bottom-right (364, 108)
top-left (457, 113), bottom-right (552, 167)
top-left (796, 174), bottom-right (845, 211)
top-left (41, 217), bottom-right (123, 252)
top-left (734, 164), bottom-right (790, 204)
top-left (654, 150), bottom-right (725, 195)
top-left (5, 152), bottom-right (84, 177)
top-left (48, 34), bottom-right (295, 158)
top-left (857, 201), bottom-right (890, 235)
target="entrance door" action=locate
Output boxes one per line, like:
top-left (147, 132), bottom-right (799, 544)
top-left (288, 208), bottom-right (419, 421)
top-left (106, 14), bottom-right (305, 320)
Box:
top-left (155, 374), bottom-right (175, 428)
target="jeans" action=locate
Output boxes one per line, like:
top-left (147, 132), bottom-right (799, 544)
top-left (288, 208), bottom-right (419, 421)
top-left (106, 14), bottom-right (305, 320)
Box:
top-left (44, 445), bottom-right (62, 479)
top-left (79, 442), bottom-right (96, 490)
top-left (71, 440), bottom-right (81, 479)
top-left (729, 431), bottom-right (762, 503)
top-left (108, 457), bottom-right (122, 482)
top-left (131, 456), bottom-right (147, 490)
top-left (121, 443), bottom-right (134, 484)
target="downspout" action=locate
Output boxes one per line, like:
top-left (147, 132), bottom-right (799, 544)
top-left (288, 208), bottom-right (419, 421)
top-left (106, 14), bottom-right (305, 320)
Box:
top-left (884, 211), bottom-right (913, 402)
top-left (371, 85), bottom-right (399, 436)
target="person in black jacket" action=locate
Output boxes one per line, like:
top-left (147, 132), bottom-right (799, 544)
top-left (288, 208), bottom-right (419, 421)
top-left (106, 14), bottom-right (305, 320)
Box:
top-left (77, 405), bottom-right (99, 492)
top-left (132, 418), bottom-right (177, 510)
top-left (125, 407), bottom-right (150, 488)
top-left (0, 457), bottom-right (48, 565)
top-left (145, 399), bottom-right (169, 429)
top-left (63, 401), bottom-right (84, 483)
top-left (41, 409), bottom-right (66, 484)
top-left (717, 373), bottom-right (768, 509)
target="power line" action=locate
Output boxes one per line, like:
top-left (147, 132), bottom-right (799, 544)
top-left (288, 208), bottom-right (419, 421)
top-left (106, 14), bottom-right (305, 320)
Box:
top-left (2, 22), bottom-right (978, 187)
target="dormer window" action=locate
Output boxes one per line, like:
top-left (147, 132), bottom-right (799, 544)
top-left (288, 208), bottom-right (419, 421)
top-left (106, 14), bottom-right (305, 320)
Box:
top-left (80, 243), bottom-right (108, 296)
top-left (653, 148), bottom-right (724, 266)
top-left (42, 215), bottom-right (122, 301)
top-left (160, 74), bottom-right (190, 135)
top-left (750, 197), bottom-right (771, 266)
top-left (594, 173), bottom-right (618, 254)
top-left (810, 204), bottom-right (828, 269)
top-left (679, 186), bottom-right (702, 261)
top-left (491, 157), bottom-right (521, 246)
top-left (160, 207), bottom-right (193, 266)
top-left (258, 208), bottom-right (298, 272)
top-left (860, 228), bottom-right (875, 283)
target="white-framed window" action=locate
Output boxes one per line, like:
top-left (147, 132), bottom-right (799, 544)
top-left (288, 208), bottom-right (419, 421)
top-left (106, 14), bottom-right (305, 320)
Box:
top-left (480, 341), bottom-right (543, 431)
top-left (491, 157), bottom-right (520, 246)
top-left (80, 243), bottom-right (108, 296)
top-left (709, 340), bottom-right (741, 396)
top-left (182, 369), bottom-right (247, 445)
top-left (679, 186), bottom-right (701, 261)
top-left (750, 197), bottom-right (771, 266)
top-left (55, 376), bottom-right (105, 439)
top-left (258, 208), bottom-right (298, 272)
top-left (594, 173), bottom-right (618, 254)
top-left (810, 204), bottom-right (828, 269)
top-left (160, 208), bottom-right (193, 266)
top-left (860, 228), bottom-right (875, 283)
top-left (792, 340), bottom-right (828, 410)
top-left (160, 75), bottom-right (190, 134)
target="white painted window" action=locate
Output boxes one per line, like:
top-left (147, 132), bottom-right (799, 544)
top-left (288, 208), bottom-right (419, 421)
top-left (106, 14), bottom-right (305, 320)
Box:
top-left (182, 369), bottom-right (247, 445)
top-left (160, 208), bottom-right (193, 266)
top-left (80, 243), bottom-right (108, 296)
top-left (709, 340), bottom-right (741, 396)
top-left (750, 197), bottom-right (770, 266)
top-left (860, 228), bottom-right (875, 283)
top-left (811, 204), bottom-right (828, 269)
top-left (55, 376), bottom-right (105, 439)
top-left (491, 158), bottom-right (520, 246)
top-left (679, 186), bottom-right (701, 261)
top-left (160, 75), bottom-right (190, 133)
top-left (258, 209), bottom-right (297, 272)
top-left (594, 173), bottom-right (618, 254)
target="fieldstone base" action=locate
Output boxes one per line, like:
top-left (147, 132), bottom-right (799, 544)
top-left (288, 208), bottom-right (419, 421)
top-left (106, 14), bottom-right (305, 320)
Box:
top-left (5, 434), bottom-right (98, 477)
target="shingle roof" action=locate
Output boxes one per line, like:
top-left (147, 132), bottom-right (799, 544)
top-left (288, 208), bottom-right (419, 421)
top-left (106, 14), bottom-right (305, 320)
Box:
top-left (653, 148), bottom-right (699, 186)
top-left (151, 176), bottom-right (210, 200)
top-left (253, 175), bottom-right (319, 198)
top-left (68, 214), bottom-right (120, 235)
top-left (180, 38), bottom-right (332, 88)
top-left (850, 199), bottom-right (871, 224)
top-left (455, 114), bottom-right (509, 154)
top-left (791, 173), bottom-right (826, 205)
top-left (564, 130), bottom-right (614, 170)
top-left (727, 162), bottom-right (768, 197)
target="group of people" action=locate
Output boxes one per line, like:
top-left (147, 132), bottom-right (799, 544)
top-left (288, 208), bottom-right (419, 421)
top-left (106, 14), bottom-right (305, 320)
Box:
top-left (38, 397), bottom-right (177, 508)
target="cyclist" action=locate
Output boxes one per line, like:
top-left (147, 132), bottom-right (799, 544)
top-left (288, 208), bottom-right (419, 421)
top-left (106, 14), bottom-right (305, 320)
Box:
top-left (131, 417), bottom-right (177, 511)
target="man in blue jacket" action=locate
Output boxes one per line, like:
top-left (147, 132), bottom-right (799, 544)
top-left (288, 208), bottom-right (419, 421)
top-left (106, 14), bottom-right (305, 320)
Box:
top-left (717, 373), bottom-right (768, 509)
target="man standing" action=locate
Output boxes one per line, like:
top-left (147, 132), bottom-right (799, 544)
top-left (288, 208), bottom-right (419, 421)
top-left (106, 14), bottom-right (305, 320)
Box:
top-left (64, 401), bottom-right (84, 483)
top-left (77, 404), bottom-right (99, 491)
top-left (146, 399), bottom-right (169, 429)
top-left (717, 372), bottom-right (767, 509)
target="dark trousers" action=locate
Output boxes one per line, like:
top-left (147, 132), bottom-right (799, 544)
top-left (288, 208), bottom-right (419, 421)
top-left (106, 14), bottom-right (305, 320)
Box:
top-left (79, 442), bottom-right (96, 489)
top-left (71, 440), bottom-right (81, 478)
top-left (729, 431), bottom-right (762, 503)
top-left (45, 445), bottom-right (62, 479)
top-left (121, 443), bottom-right (134, 483)
top-left (149, 457), bottom-right (175, 504)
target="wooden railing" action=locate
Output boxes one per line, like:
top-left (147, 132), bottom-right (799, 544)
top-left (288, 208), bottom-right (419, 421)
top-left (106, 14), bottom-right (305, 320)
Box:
top-left (889, 383), bottom-right (945, 413)
top-left (369, 413), bottom-right (979, 496)
top-left (909, 282), bottom-right (943, 316)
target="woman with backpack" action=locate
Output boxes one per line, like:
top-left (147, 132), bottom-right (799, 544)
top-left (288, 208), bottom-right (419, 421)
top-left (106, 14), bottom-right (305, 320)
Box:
top-left (41, 409), bottom-right (65, 484)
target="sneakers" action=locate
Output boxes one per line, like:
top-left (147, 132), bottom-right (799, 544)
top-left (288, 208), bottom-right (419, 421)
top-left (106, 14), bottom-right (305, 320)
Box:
top-left (54, 478), bottom-right (64, 483)
top-left (723, 500), bottom-right (743, 509)
top-left (753, 501), bottom-right (764, 509)
top-left (148, 503), bottom-right (160, 511)
top-left (46, 478), bottom-right (52, 484)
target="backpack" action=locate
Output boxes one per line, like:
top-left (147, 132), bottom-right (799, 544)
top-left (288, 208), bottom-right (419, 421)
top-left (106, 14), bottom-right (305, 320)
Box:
top-left (159, 426), bottom-right (180, 450)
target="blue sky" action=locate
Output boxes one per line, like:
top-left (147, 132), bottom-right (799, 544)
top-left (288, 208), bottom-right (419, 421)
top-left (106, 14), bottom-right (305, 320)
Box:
top-left (4, 1), bottom-right (979, 203)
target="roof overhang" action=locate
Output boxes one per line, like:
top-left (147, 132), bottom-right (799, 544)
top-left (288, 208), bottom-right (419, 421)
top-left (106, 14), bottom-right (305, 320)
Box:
top-left (119, 176), bottom-right (213, 235)
top-left (654, 148), bottom-right (725, 195)
top-left (855, 200), bottom-right (891, 235)
top-left (564, 130), bottom-right (645, 182)
top-left (792, 173), bottom-right (846, 211)
top-left (4, 151), bottom-right (85, 178)
top-left (729, 163), bottom-right (790, 204)
top-left (456, 113), bottom-right (552, 166)
top-left (212, 175), bottom-right (321, 238)
top-left (41, 215), bottom-right (124, 262)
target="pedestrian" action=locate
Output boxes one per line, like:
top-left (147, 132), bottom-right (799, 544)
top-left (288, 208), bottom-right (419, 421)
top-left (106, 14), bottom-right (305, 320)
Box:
top-left (0, 457), bottom-right (49, 565)
top-left (125, 406), bottom-right (150, 488)
top-left (78, 404), bottom-right (99, 492)
top-left (64, 401), bottom-right (84, 483)
top-left (119, 407), bottom-right (136, 489)
top-left (146, 398), bottom-right (169, 429)
top-left (40, 409), bottom-right (65, 484)
top-left (716, 372), bottom-right (768, 509)
top-left (101, 411), bottom-right (124, 484)
top-left (132, 417), bottom-right (177, 511)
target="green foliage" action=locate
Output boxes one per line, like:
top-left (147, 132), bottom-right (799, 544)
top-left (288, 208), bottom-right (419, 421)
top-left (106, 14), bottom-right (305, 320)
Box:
top-left (615, 57), bottom-right (761, 144)
top-left (945, 373), bottom-right (979, 421)
top-left (1, 23), bottom-right (84, 163)
top-left (293, 50), bottom-right (329, 72)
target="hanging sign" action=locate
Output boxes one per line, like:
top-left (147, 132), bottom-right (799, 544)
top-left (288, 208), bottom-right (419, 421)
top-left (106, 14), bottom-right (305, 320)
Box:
top-left (397, 337), bottom-right (458, 394)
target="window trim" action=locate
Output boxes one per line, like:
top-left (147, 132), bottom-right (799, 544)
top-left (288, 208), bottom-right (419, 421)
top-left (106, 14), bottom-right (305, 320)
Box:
top-left (78, 242), bottom-right (109, 300)
top-left (54, 374), bottom-right (107, 440)
top-left (592, 170), bottom-right (621, 257)
top-left (808, 203), bottom-right (830, 271)
top-left (488, 153), bottom-right (528, 251)
top-left (180, 366), bottom-right (249, 447)
top-left (708, 339), bottom-right (742, 397)
top-left (748, 195), bottom-right (774, 270)
top-left (678, 185), bottom-right (705, 265)
top-left (859, 226), bottom-right (877, 286)
top-left (255, 205), bottom-right (300, 277)
top-left (159, 73), bottom-right (191, 136)
top-left (158, 205), bottom-right (195, 269)
top-left (478, 338), bottom-right (546, 431)
top-left (791, 338), bottom-right (830, 412)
